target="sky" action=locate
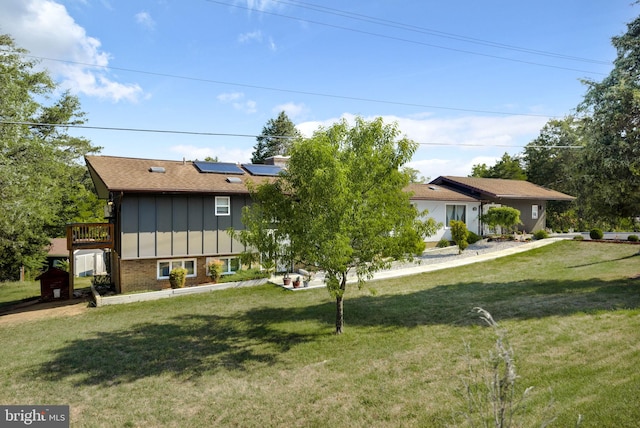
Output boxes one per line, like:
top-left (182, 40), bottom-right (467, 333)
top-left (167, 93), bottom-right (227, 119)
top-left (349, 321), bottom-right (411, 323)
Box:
top-left (1, 0), bottom-right (636, 180)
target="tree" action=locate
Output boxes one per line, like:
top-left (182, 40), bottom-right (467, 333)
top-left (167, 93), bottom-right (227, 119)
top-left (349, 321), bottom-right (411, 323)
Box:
top-left (577, 14), bottom-right (640, 221)
top-left (251, 111), bottom-right (301, 163)
top-left (0, 34), bottom-right (101, 280)
top-left (402, 166), bottom-right (428, 183)
top-left (237, 117), bottom-right (439, 334)
top-left (480, 207), bottom-right (522, 235)
top-left (470, 153), bottom-right (527, 180)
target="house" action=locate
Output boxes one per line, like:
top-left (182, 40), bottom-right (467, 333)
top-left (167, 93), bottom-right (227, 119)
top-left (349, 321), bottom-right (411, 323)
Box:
top-left (429, 176), bottom-right (575, 233)
top-left (84, 155), bottom-right (279, 294)
top-left (81, 156), bottom-right (575, 294)
top-left (406, 183), bottom-right (481, 241)
top-left (46, 238), bottom-right (107, 277)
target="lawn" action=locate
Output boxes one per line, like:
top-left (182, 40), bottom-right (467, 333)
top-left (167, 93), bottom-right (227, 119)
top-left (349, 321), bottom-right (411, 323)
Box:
top-left (0, 241), bottom-right (638, 427)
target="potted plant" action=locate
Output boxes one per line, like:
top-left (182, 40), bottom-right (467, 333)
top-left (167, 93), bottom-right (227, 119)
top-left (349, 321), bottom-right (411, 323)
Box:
top-left (207, 259), bottom-right (224, 283)
top-left (303, 272), bottom-right (312, 287)
top-left (283, 272), bottom-right (291, 286)
top-left (169, 267), bottom-right (187, 289)
top-left (292, 276), bottom-right (301, 288)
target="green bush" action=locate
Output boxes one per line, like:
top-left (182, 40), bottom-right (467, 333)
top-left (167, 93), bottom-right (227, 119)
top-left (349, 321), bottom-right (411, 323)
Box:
top-left (628, 234), bottom-right (639, 242)
top-left (169, 267), bottom-right (187, 289)
top-left (436, 238), bottom-right (450, 248)
top-left (207, 259), bottom-right (224, 283)
top-left (467, 231), bottom-right (482, 245)
top-left (533, 230), bottom-right (549, 240)
top-left (573, 235), bottom-right (584, 241)
top-left (590, 228), bottom-right (604, 240)
top-left (450, 220), bottom-right (469, 254)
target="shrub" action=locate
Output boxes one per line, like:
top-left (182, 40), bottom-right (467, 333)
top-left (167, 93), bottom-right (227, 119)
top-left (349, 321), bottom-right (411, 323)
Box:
top-left (436, 238), bottom-right (450, 248)
top-left (467, 231), bottom-right (482, 245)
top-left (573, 235), bottom-right (584, 241)
top-left (628, 234), bottom-right (639, 242)
top-left (218, 269), bottom-right (270, 283)
top-left (207, 259), bottom-right (224, 283)
top-left (169, 267), bottom-right (187, 289)
top-left (533, 230), bottom-right (549, 240)
top-left (449, 220), bottom-right (469, 254)
top-left (590, 228), bottom-right (604, 240)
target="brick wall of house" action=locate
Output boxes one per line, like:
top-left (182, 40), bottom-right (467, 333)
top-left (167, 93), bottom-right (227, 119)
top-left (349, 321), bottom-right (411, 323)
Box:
top-left (120, 256), bottom-right (212, 293)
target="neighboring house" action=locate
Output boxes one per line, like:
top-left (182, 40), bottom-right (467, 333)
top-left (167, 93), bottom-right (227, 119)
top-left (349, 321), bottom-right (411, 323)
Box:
top-left (46, 238), bottom-right (106, 277)
top-left (406, 183), bottom-right (481, 241)
top-left (85, 155), bottom-right (278, 293)
top-left (429, 176), bottom-right (575, 233)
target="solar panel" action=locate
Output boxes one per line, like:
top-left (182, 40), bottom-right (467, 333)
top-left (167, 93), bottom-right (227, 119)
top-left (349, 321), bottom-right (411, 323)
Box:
top-left (242, 164), bottom-right (283, 176)
top-left (194, 161), bottom-right (244, 175)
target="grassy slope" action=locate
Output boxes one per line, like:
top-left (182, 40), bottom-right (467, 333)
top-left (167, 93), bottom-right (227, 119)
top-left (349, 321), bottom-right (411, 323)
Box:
top-left (0, 241), bottom-right (638, 427)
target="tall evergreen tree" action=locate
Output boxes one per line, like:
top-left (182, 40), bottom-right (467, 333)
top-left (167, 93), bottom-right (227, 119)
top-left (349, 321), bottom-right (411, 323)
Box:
top-left (0, 34), bottom-right (102, 280)
top-left (251, 111), bottom-right (301, 163)
top-left (577, 14), bottom-right (640, 220)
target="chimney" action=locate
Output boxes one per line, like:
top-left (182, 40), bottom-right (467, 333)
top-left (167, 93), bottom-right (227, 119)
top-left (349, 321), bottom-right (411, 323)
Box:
top-left (264, 156), bottom-right (289, 167)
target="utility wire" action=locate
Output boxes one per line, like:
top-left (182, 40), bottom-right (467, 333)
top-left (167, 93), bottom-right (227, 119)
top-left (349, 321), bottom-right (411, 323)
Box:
top-left (19, 53), bottom-right (561, 118)
top-left (205, 0), bottom-right (608, 76)
top-left (0, 120), bottom-right (583, 149)
top-left (269, 0), bottom-right (609, 65)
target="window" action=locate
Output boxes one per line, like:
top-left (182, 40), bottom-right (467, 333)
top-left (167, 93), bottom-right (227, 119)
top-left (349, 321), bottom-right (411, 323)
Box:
top-left (215, 196), bottom-right (230, 216)
top-left (532, 205), bottom-right (539, 220)
top-left (158, 259), bottom-right (196, 279)
top-left (446, 204), bottom-right (466, 227)
top-left (207, 257), bottom-right (240, 275)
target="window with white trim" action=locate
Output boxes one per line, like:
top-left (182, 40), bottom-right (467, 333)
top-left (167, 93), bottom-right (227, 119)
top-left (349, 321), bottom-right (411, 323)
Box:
top-left (446, 204), bottom-right (466, 227)
top-left (215, 196), bottom-right (230, 216)
top-left (207, 257), bottom-right (240, 275)
top-left (158, 259), bottom-right (197, 279)
top-left (532, 205), bottom-right (539, 220)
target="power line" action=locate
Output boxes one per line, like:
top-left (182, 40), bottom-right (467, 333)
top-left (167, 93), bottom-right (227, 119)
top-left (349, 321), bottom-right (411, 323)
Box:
top-left (0, 120), bottom-right (583, 149)
top-left (204, 0), bottom-right (608, 76)
top-left (269, 0), bottom-right (609, 66)
top-left (20, 53), bottom-right (561, 119)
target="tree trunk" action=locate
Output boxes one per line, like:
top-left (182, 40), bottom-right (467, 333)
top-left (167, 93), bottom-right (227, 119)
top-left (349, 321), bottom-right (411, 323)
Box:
top-left (335, 295), bottom-right (344, 334)
top-left (335, 274), bottom-right (347, 334)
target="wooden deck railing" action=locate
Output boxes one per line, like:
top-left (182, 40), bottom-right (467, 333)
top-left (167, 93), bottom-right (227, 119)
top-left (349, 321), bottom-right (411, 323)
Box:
top-left (67, 223), bottom-right (114, 250)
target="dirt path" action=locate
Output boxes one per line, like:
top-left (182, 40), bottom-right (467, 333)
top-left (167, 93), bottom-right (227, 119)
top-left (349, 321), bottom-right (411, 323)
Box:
top-left (0, 299), bottom-right (91, 326)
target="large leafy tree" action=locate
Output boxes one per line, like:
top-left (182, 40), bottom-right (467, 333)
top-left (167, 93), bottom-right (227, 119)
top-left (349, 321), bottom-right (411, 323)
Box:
top-left (577, 15), bottom-right (640, 220)
top-left (470, 153), bottom-right (527, 180)
top-left (251, 111), bottom-right (301, 163)
top-left (237, 117), bottom-right (439, 334)
top-left (0, 34), bottom-right (102, 280)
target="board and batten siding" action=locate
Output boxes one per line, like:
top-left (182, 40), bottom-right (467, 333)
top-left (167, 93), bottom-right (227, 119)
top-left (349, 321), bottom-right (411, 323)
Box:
top-left (120, 194), bottom-right (248, 259)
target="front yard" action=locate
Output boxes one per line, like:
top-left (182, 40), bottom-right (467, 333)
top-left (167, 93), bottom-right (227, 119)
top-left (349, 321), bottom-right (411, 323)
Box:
top-left (0, 241), bottom-right (638, 427)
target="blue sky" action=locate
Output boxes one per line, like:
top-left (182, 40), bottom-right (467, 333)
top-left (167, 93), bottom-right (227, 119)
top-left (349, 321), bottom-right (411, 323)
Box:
top-left (1, 0), bottom-right (636, 179)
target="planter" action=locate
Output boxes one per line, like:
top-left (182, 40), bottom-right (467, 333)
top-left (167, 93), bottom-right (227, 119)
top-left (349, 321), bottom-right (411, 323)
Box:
top-left (292, 280), bottom-right (301, 288)
top-left (283, 277), bottom-right (291, 286)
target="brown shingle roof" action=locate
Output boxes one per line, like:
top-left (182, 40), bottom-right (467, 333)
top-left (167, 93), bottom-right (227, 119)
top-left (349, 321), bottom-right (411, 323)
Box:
top-left (86, 156), bottom-right (275, 197)
top-left (431, 176), bottom-right (575, 201)
top-left (405, 183), bottom-right (478, 202)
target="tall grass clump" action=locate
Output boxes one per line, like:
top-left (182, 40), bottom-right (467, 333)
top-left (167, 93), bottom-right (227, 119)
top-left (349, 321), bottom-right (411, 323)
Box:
top-left (455, 308), bottom-right (561, 428)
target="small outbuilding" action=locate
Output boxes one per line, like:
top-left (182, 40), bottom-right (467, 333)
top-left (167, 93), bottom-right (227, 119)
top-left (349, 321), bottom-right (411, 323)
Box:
top-left (36, 267), bottom-right (70, 301)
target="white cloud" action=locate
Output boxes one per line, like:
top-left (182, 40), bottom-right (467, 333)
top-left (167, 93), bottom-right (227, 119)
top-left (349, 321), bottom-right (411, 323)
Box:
top-left (296, 112), bottom-right (547, 179)
top-left (135, 11), bottom-right (156, 30)
top-left (273, 102), bottom-right (307, 119)
top-left (170, 144), bottom-right (253, 164)
top-left (0, 0), bottom-right (143, 102)
top-left (217, 92), bottom-right (257, 114)
top-left (243, 0), bottom-right (278, 12)
top-left (238, 30), bottom-right (262, 43)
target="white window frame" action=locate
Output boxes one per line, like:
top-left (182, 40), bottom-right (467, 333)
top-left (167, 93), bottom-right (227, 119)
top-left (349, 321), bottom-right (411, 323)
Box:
top-left (532, 204), bottom-right (539, 220)
top-left (157, 259), bottom-right (197, 280)
top-left (215, 196), bottom-right (231, 216)
top-left (207, 256), bottom-right (240, 275)
top-left (445, 204), bottom-right (467, 228)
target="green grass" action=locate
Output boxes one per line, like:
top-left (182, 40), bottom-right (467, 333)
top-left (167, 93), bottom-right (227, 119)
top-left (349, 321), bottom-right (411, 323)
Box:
top-left (0, 241), bottom-right (639, 427)
top-left (0, 276), bottom-right (94, 307)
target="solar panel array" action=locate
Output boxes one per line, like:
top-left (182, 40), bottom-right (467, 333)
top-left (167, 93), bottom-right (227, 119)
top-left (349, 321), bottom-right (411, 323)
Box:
top-left (193, 161), bottom-right (244, 175)
top-left (241, 164), bottom-right (283, 176)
